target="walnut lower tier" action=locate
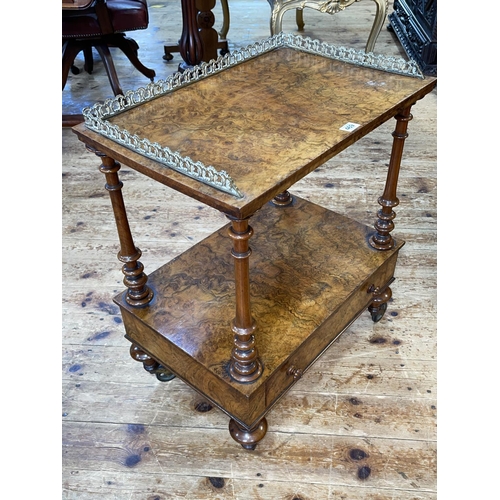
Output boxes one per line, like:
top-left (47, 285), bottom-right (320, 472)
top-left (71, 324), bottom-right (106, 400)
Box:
top-left (115, 196), bottom-right (404, 429)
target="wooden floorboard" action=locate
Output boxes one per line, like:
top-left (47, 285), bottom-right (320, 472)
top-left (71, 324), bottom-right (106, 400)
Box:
top-left (62, 1), bottom-right (437, 498)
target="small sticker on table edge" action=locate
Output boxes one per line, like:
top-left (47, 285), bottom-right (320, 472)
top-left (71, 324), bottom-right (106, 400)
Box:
top-left (339, 122), bottom-right (360, 132)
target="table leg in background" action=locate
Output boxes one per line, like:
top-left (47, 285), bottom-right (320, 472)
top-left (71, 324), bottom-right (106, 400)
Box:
top-left (370, 105), bottom-right (413, 251)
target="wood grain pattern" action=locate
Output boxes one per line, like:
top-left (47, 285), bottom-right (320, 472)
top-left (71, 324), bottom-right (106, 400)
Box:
top-left (62, 1), bottom-right (437, 497)
top-left (115, 197), bottom-right (402, 426)
top-left (63, 421), bottom-right (436, 490)
top-left (73, 46), bottom-right (435, 218)
top-left (63, 469), bottom-right (438, 500)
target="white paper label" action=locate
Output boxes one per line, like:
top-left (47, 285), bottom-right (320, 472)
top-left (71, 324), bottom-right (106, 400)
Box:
top-left (339, 122), bottom-right (360, 132)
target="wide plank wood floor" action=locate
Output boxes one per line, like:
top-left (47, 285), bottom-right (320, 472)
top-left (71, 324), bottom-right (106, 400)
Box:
top-left (62, 1), bottom-right (437, 498)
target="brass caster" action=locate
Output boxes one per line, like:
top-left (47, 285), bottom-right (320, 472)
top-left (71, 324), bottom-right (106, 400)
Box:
top-left (156, 367), bottom-right (176, 382)
top-left (370, 302), bottom-right (387, 323)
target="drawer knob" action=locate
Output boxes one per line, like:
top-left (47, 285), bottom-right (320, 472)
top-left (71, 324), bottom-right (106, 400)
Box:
top-left (287, 365), bottom-right (303, 380)
top-left (367, 284), bottom-right (380, 295)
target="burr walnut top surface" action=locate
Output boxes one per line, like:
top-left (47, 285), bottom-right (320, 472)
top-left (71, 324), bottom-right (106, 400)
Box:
top-left (75, 47), bottom-right (436, 218)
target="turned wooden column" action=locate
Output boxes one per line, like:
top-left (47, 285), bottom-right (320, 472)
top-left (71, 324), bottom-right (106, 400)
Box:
top-left (370, 105), bottom-right (413, 250)
top-left (178, 0), bottom-right (204, 67)
top-left (164, 0), bottom-right (227, 70)
top-left (227, 218), bottom-right (263, 383)
top-left (91, 148), bottom-right (153, 307)
top-left (196, 0), bottom-right (218, 61)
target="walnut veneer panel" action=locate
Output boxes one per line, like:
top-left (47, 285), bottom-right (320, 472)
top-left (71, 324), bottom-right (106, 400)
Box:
top-left (79, 47), bottom-right (435, 217)
top-left (115, 197), bottom-right (403, 426)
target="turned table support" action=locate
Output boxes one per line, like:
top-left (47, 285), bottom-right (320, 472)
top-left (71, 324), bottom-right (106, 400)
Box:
top-left (370, 105), bottom-right (413, 250)
top-left (227, 218), bottom-right (263, 383)
top-left (164, 0), bottom-right (228, 70)
top-left (91, 148), bottom-right (154, 307)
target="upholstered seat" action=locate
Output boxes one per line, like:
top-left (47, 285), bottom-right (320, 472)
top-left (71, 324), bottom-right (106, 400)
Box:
top-left (62, 0), bottom-right (155, 97)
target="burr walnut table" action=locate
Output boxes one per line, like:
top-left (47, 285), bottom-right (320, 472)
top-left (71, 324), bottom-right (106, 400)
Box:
top-left (72, 34), bottom-right (437, 449)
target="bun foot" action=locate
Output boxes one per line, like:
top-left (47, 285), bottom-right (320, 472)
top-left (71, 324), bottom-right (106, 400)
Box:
top-left (367, 282), bottom-right (393, 323)
top-left (130, 344), bottom-right (176, 381)
top-left (229, 417), bottom-right (268, 450)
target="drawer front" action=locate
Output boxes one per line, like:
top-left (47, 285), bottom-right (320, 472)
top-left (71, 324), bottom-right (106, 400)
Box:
top-left (261, 252), bottom-right (400, 422)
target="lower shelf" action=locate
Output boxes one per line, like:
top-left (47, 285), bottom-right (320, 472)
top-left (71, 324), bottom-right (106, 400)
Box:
top-left (115, 195), bottom-right (404, 429)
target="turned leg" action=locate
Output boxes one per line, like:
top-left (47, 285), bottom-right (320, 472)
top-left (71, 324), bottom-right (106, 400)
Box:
top-left (130, 344), bottom-right (176, 381)
top-left (91, 148), bottom-right (154, 307)
top-left (164, 0), bottom-right (228, 68)
top-left (176, 0), bottom-right (220, 69)
top-left (370, 106), bottom-right (413, 250)
top-left (176, 0), bottom-right (204, 68)
top-left (229, 417), bottom-right (268, 450)
top-left (196, 0), bottom-right (220, 61)
top-left (367, 278), bottom-right (394, 322)
top-left (227, 218), bottom-right (263, 383)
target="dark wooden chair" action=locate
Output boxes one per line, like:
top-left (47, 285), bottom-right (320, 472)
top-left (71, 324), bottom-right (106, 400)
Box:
top-left (62, 0), bottom-right (156, 98)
